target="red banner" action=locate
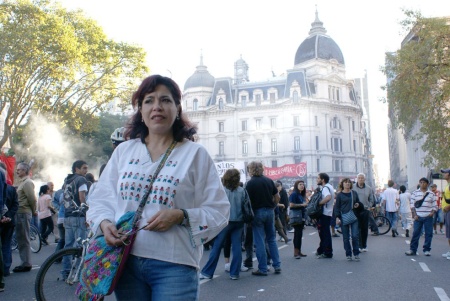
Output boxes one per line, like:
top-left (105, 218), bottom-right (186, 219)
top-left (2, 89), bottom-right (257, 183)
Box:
top-left (264, 163), bottom-right (307, 180)
top-left (0, 155), bottom-right (16, 185)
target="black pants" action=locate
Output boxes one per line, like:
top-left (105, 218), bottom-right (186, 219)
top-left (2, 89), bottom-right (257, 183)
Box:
top-left (40, 216), bottom-right (54, 241)
top-left (317, 215), bottom-right (332, 256)
top-left (293, 223), bottom-right (304, 250)
top-left (358, 210), bottom-right (369, 249)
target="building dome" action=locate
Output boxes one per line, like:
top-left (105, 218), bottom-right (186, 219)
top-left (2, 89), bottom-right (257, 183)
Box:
top-left (184, 55), bottom-right (215, 90)
top-left (294, 11), bottom-right (345, 65)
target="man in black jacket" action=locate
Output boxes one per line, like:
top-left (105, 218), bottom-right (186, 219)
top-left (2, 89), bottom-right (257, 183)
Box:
top-left (0, 164), bottom-right (9, 291)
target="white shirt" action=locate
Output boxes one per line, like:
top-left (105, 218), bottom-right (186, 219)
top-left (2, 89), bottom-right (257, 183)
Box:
top-left (411, 189), bottom-right (437, 217)
top-left (87, 139), bottom-right (230, 269)
top-left (322, 183), bottom-right (334, 216)
top-left (399, 192), bottom-right (411, 213)
top-left (383, 187), bottom-right (399, 212)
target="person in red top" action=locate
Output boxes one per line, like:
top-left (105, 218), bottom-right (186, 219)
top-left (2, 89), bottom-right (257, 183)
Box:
top-left (430, 184), bottom-right (444, 234)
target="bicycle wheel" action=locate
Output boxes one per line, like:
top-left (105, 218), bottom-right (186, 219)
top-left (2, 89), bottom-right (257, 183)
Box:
top-left (35, 247), bottom-right (83, 301)
top-left (30, 225), bottom-right (42, 253)
top-left (374, 215), bottom-right (391, 235)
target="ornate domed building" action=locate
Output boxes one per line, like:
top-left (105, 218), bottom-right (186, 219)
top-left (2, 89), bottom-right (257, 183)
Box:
top-left (183, 11), bottom-right (374, 188)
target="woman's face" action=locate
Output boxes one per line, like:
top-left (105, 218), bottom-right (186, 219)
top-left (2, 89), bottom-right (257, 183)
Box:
top-left (297, 182), bottom-right (305, 191)
top-left (140, 85), bottom-right (180, 137)
top-left (343, 181), bottom-right (352, 190)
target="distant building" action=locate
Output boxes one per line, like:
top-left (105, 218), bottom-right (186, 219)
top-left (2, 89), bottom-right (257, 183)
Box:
top-left (183, 11), bottom-right (374, 188)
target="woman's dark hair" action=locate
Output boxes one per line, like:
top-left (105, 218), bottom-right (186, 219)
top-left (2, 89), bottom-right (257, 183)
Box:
top-left (125, 75), bottom-right (197, 143)
top-left (293, 180), bottom-right (306, 197)
top-left (85, 173), bottom-right (95, 183)
top-left (222, 168), bottom-right (240, 191)
top-left (39, 184), bottom-right (49, 196)
top-left (338, 178), bottom-right (353, 191)
top-left (399, 185), bottom-right (406, 193)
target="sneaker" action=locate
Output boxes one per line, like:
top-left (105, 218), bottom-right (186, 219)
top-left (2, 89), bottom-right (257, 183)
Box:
top-left (434, 230), bottom-right (437, 234)
top-left (251, 270), bottom-right (268, 276)
top-left (405, 250), bottom-right (418, 256)
top-left (230, 275), bottom-right (239, 280)
top-left (288, 229), bottom-right (295, 233)
top-left (224, 263), bottom-right (230, 272)
top-left (354, 256), bottom-right (360, 261)
top-left (442, 251), bottom-right (450, 258)
top-left (266, 265), bottom-right (272, 272)
top-left (440, 229), bottom-right (445, 235)
top-left (360, 248), bottom-right (368, 252)
top-left (424, 251), bottom-right (431, 256)
top-left (274, 267), bottom-right (281, 274)
top-left (285, 238), bottom-right (292, 244)
top-left (240, 264), bottom-right (249, 272)
top-left (371, 232), bottom-right (379, 236)
top-left (405, 229), bottom-right (409, 237)
top-left (0, 284), bottom-right (4, 292)
top-left (332, 233), bottom-right (340, 237)
top-left (278, 237), bottom-right (284, 242)
top-left (199, 273), bottom-right (211, 280)
top-left (316, 254), bottom-right (332, 259)
top-left (347, 256), bottom-right (352, 261)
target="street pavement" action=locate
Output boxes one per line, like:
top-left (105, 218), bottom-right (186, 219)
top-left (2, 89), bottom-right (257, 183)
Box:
top-left (2, 226), bottom-right (450, 301)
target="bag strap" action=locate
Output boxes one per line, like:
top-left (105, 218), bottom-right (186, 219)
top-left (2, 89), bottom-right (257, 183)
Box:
top-left (132, 140), bottom-right (177, 228)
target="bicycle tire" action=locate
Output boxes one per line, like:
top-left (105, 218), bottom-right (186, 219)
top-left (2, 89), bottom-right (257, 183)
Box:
top-left (374, 215), bottom-right (391, 235)
top-left (30, 225), bottom-right (42, 253)
top-left (35, 247), bottom-right (83, 301)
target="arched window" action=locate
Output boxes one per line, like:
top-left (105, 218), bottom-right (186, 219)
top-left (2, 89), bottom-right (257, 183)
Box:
top-left (293, 91), bottom-right (299, 103)
top-left (193, 99), bottom-right (198, 111)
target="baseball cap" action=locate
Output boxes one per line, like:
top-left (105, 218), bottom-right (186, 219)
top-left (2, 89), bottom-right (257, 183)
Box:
top-left (441, 168), bottom-right (450, 173)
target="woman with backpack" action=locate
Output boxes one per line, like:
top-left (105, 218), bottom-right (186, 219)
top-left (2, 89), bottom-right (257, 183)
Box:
top-left (289, 180), bottom-right (308, 259)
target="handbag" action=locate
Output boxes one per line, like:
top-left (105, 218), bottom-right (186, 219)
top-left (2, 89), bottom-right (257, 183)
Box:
top-left (76, 141), bottom-right (177, 301)
top-left (241, 190), bottom-right (254, 223)
top-left (289, 209), bottom-right (303, 225)
top-left (341, 192), bottom-right (358, 226)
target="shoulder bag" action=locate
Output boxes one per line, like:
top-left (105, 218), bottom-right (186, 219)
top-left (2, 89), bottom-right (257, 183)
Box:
top-left (341, 192), bottom-right (358, 226)
top-left (241, 189), bottom-right (254, 223)
top-left (414, 192), bottom-right (430, 208)
top-left (76, 141), bottom-right (177, 301)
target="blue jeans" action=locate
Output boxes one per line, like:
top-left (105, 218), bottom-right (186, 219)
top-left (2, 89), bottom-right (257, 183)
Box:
top-left (341, 220), bottom-right (360, 256)
top-left (202, 221), bottom-right (244, 278)
top-left (252, 208), bottom-right (281, 273)
top-left (0, 225), bottom-right (14, 273)
top-left (410, 216), bottom-right (434, 252)
top-left (115, 255), bottom-right (199, 301)
top-left (386, 211), bottom-right (398, 231)
top-left (62, 217), bottom-right (86, 273)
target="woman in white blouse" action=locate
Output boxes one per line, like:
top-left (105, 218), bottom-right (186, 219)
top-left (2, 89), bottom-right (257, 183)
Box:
top-left (87, 75), bottom-right (230, 301)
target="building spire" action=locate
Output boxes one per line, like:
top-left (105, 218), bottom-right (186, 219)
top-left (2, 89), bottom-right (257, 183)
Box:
top-left (308, 6), bottom-right (327, 35)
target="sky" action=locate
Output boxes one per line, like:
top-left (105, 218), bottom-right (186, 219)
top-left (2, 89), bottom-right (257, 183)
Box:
top-left (57, 0), bottom-right (450, 183)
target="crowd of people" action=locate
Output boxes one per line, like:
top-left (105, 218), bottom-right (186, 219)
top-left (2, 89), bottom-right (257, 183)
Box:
top-left (0, 75), bottom-right (449, 300)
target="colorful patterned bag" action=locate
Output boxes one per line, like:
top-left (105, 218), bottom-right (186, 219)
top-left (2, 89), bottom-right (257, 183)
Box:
top-left (76, 211), bottom-right (136, 300)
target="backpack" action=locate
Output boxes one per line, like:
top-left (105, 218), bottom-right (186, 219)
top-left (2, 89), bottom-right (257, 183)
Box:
top-left (241, 189), bottom-right (254, 223)
top-left (63, 176), bottom-right (79, 211)
top-left (306, 186), bottom-right (331, 219)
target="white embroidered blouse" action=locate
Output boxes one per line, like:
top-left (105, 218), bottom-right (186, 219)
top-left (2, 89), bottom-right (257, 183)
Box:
top-left (87, 138), bottom-right (230, 269)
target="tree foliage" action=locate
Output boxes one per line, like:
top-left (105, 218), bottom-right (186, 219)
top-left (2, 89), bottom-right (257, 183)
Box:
top-left (382, 10), bottom-right (450, 168)
top-left (0, 0), bottom-right (148, 149)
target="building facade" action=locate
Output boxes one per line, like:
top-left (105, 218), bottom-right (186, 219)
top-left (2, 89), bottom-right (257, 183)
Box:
top-left (183, 12), bottom-right (374, 188)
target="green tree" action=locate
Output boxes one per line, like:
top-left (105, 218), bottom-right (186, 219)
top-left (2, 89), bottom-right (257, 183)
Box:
top-left (0, 0), bottom-right (148, 151)
top-left (383, 10), bottom-right (450, 168)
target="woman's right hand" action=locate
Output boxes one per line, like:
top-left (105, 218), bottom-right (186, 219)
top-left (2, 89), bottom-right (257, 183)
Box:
top-left (100, 220), bottom-right (126, 247)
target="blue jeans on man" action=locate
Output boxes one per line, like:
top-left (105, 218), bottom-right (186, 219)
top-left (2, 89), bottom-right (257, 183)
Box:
top-left (201, 221), bottom-right (244, 279)
top-left (409, 216), bottom-right (434, 253)
top-left (0, 225), bottom-right (14, 275)
top-left (62, 216), bottom-right (86, 274)
top-left (385, 211), bottom-right (398, 232)
top-left (252, 208), bottom-right (281, 273)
